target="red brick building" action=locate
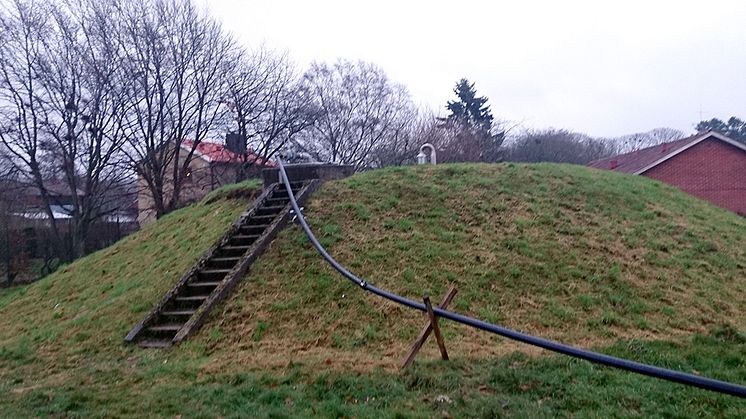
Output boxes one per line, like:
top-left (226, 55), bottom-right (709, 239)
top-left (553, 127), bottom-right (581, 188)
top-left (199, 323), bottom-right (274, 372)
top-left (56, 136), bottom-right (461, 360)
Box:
top-left (588, 131), bottom-right (746, 216)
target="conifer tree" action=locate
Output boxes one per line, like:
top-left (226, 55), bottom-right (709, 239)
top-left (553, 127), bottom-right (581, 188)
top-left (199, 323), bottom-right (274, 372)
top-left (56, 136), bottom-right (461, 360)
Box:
top-left (446, 79), bottom-right (494, 136)
top-left (696, 117), bottom-right (746, 144)
top-left (438, 79), bottom-right (503, 162)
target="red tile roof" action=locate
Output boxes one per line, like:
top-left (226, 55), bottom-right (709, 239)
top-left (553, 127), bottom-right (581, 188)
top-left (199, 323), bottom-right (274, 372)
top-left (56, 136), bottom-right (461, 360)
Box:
top-left (588, 132), bottom-right (709, 174)
top-left (181, 140), bottom-right (276, 167)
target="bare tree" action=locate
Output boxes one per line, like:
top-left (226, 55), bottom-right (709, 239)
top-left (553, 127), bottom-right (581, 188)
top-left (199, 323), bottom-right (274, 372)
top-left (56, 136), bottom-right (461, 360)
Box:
top-left (0, 144), bottom-right (21, 285)
top-left (116, 0), bottom-right (236, 219)
top-left (505, 127), bottom-right (687, 164)
top-left (0, 0), bottom-right (67, 256)
top-left (38, 0), bottom-right (132, 257)
top-left (296, 60), bottom-right (415, 170)
top-left (505, 128), bottom-right (616, 164)
top-left (0, 0), bottom-right (134, 259)
top-left (368, 106), bottom-right (427, 167)
top-left (224, 48), bottom-right (316, 178)
top-left (607, 127), bottom-right (686, 154)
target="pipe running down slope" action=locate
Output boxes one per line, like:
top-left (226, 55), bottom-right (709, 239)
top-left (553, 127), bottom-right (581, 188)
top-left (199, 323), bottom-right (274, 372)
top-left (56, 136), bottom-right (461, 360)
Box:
top-left (276, 159), bottom-right (746, 398)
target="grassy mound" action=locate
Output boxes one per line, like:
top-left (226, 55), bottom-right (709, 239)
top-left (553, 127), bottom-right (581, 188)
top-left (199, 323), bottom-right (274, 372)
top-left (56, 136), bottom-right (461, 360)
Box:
top-left (200, 163), bottom-right (746, 371)
top-left (0, 181), bottom-right (259, 374)
top-left (1, 164), bottom-right (745, 417)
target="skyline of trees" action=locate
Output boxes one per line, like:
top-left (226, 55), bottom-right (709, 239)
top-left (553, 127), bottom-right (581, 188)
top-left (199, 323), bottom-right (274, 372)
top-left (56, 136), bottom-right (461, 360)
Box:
top-left (0, 0), bottom-right (738, 275)
top-left (293, 60), bottom-right (416, 170)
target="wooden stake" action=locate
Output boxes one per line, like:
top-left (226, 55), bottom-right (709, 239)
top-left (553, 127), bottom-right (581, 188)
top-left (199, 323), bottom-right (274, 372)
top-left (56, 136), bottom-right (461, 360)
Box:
top-left (401, 286), bottom-right (457, 369)
top-left (424, 295), bottom-right (448, 360)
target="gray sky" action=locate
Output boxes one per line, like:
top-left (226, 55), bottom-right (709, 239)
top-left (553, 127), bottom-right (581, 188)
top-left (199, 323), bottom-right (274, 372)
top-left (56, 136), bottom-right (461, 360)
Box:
top-left (206, 0), bottom-right (746, 137)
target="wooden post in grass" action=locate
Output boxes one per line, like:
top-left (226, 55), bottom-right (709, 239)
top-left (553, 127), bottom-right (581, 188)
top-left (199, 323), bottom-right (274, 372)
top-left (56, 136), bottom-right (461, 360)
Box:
top-left (424, 295), bottom-right (449, 360)
top-left (401, 286), bottom-right (457, 369)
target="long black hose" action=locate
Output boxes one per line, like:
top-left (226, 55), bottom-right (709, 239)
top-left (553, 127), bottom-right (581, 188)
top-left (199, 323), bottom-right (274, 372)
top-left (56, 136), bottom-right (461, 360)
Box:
top-left (277, 160), bottom-right (746, 398)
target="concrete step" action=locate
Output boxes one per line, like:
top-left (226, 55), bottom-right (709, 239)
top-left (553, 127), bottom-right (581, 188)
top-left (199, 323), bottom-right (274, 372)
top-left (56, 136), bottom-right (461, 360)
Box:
top-left (138, 339), bottom-right (172, 349)
top-left (255, 205), bottom-right (286, 216)
top-left (265, 197), bottom-right (289, 204)
top-left (199, 269), bottom-right (231, 278)
top-left (174, 295), bottom-right (209, 302)
top-left (161, 309), bottom-right (196, 316)
top-left (207, 256), bottom-right (240, 269)
top-left (218, 245), bottom-right (251, 257)
top-left (231, 234), bottom-right (260, 240)
top-left (187, 281), bottom-right (222, 288)
top-left (230, 234), bottom-right (259, 244)
top-left (147, 323), bottom-right (183, 333)
top-left (277, 181), bottom-right (305, 191)
top-left (210, 257), bottom-right (241, 263)
top-left (248, 214), bottom-right (276, 222)
top-left (240, 224), bottom-right (269, 231)
top-left (220, 245), bottom-right (251, 251)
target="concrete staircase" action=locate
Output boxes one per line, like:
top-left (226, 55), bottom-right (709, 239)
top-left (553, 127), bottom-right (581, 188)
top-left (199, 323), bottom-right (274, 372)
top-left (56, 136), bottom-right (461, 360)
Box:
top-left (124, 180), bottom-right (319, 348)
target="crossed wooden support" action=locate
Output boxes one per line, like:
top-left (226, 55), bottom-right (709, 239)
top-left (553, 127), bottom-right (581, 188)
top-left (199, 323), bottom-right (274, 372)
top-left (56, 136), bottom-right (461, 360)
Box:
top-left (401, 286), bottom-right (458, 369)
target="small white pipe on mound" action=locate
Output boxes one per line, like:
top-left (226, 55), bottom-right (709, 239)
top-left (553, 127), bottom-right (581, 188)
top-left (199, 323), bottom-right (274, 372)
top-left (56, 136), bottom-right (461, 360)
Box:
top-left (417, 143), bottom-right (437, 165)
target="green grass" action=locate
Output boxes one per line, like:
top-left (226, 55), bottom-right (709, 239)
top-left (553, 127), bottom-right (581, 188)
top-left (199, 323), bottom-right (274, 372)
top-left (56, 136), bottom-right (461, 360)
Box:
top-left (209, 163), bottom-right (746, 368)
top-left (0, 183), bottom-right (258, 404)
top-left (1, 163), bottom-right (745, 417)
top-left (0, 331), bottom-right (744, 417)
top-left (202, 179), bottom-right (262, 203)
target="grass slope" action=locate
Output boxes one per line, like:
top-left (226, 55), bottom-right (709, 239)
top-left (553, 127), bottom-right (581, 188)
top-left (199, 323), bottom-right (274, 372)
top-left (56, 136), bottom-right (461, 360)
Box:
top-left (0, 164), bottom-right (745, 417)
top-left (0, 183), bottom-right (257, 384)
top-left (202, 163), bottom-right (746, 371)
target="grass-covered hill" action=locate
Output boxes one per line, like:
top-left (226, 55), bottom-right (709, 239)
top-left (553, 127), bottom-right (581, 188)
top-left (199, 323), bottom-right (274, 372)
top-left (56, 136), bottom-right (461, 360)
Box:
top-left (1, 164), bottom-right (745, 417)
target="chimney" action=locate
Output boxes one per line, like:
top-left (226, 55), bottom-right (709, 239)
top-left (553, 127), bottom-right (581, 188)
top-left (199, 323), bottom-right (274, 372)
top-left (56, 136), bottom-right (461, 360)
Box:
top-left (225, 133), bottom-right (246, 155)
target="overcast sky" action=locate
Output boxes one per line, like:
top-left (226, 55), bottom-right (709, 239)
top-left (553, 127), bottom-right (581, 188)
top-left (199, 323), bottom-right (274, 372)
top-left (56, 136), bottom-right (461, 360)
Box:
top-left (205, 0), bottom-right (746, 138)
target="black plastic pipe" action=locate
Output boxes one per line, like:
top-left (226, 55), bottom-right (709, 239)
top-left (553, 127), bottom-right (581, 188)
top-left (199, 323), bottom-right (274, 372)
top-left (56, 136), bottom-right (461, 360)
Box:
top-left (276, 159), bottom-right (746, 398)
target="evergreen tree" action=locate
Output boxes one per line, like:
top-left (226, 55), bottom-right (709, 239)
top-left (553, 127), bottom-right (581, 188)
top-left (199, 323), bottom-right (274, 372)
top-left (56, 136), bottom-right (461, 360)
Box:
top-left (696, 117), bottom-right (746, 145)
top-left (445, 79), bottom-right (494, 136)
top-left (438, 79), bottom-right (504, 162)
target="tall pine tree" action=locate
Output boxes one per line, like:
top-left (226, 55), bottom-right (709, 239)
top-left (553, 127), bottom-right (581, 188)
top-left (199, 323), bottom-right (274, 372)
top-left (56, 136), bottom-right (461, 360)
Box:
top-left (446, 79), bottom-right (494, 135)
top-left (438, 79), bottom-right (503, 162)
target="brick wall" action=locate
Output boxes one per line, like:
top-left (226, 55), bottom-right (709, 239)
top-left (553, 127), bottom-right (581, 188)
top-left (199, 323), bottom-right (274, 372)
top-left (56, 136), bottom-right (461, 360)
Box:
top-left (642, 138), bottom-right (746, 216)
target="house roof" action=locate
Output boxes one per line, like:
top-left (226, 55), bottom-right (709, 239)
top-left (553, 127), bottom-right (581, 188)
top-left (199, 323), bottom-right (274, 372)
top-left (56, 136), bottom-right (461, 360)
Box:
top-left (181, 140), bottom-right (276, 167)
top-left (588, 131), bottom-right (746, 175)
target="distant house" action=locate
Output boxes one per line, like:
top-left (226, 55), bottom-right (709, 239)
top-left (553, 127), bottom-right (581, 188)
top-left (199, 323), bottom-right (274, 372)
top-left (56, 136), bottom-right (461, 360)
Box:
top-left (588, 131), bottom-right (746, 216)
top-left (12, 180), bottom-right (83, 221)
top-left (136, 138), bottom-right (275, 225)
top-left (1, 180), bottom-right (138, 261)
top-left (10, 180), bottom-right (136, 225)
